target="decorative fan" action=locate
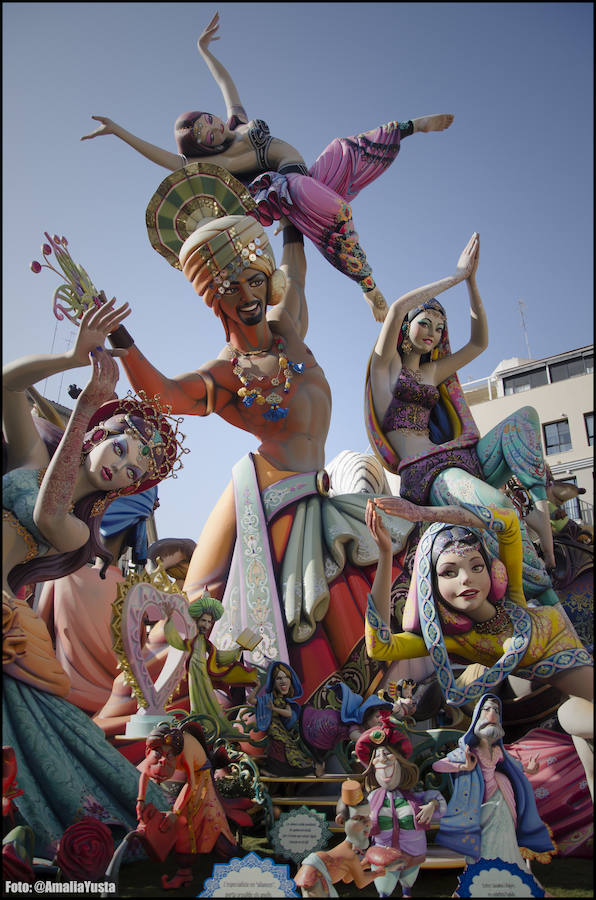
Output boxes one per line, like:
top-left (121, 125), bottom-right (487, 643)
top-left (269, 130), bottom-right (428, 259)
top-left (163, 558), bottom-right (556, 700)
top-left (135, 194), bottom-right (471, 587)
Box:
top-left (146, 162), bottom-right (257, 269)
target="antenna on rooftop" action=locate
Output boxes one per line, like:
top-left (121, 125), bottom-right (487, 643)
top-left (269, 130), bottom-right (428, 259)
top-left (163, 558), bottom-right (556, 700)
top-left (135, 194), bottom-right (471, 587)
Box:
top-left (517, 299), bottom-right (532, 359)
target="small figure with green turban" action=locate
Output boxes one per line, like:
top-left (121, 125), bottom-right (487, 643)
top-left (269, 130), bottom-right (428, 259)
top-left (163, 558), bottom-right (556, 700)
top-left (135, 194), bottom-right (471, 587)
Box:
top-left (164, 589), bottom-right (258, 739)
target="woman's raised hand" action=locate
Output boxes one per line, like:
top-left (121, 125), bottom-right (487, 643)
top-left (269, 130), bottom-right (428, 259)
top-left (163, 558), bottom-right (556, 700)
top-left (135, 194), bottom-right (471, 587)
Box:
top-left (366, 500), bottom-right (393, 554)
top-left (455, 232), bottom-right (480, 281)
top-left (81, 116), bottom-right (118, 141)
top-left (78, 346), bottom-right (119, 410)
top-left (70, 299), bottom-right (131, 366)
top-left (198, 12), bottom-right (220, 52)
top-left (373, 496), bottom-right (423, 523)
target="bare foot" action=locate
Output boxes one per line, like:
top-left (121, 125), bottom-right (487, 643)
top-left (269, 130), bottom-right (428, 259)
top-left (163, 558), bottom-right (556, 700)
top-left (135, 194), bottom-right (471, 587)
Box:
top-left (412, 114), bottom-right (454, 133)
top-left (315, 762), bottom-right (325, 777)
top-left (364, 287), bottom-right (388, 322)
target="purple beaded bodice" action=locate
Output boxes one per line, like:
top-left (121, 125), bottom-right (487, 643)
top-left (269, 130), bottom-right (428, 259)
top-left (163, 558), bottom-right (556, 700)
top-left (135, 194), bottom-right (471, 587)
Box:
top-left (381, 367), bottom-right (440, 434)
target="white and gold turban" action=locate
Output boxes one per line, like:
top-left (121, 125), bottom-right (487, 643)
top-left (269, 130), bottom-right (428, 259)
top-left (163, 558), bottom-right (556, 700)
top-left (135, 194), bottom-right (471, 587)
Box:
top-left (179, 214), bottom-right (286, 316)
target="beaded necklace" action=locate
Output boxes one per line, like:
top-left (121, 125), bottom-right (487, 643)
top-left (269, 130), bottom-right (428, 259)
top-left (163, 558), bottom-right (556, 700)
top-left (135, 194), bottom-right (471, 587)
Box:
top-left (474, 604), bottom-right (511, 635)
top-left (228, 335), bottom-right (304, 421)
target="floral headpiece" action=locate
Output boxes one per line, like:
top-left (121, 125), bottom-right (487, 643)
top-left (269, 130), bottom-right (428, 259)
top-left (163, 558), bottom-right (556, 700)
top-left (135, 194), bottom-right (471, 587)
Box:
top-left (354, 711), bottom-right (413, 766)
top-left (30, 232), bottom-right (103, 324)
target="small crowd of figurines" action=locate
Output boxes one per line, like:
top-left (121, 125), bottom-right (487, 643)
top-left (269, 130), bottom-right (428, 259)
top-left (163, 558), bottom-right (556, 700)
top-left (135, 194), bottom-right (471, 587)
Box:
top-left (3, 9), bottom-right (593, 897)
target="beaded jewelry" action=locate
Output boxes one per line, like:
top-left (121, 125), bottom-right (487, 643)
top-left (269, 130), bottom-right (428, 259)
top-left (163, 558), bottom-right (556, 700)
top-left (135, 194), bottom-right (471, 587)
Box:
top-left (474, 605), bottom-right (511, 635)
top-left (400, 323), bottom-right (414, 355)
top-left (228, 336), bottom-right (304, 421)
top-left (2, 510), bottom-right (38, 563)
top-left (82, 391), bottom-right (189, 515)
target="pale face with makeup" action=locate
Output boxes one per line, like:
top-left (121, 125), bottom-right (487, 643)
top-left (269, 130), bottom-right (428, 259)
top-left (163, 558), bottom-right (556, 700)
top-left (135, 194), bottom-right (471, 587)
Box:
top-left (435, 545), bottom-right (492, 616)
top-left (407, 309), bottom-right (446, 354)
top-left (83, 434), bottom-right (150, 491)
top-left (273, 666), bottom-right (292, 696)
top-left (192, 112), bottom-right (230, 148)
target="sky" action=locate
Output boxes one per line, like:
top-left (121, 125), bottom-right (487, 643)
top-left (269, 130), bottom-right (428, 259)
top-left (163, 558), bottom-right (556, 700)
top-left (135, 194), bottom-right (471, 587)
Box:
top-left (3, 2), bottom-right (593, 544)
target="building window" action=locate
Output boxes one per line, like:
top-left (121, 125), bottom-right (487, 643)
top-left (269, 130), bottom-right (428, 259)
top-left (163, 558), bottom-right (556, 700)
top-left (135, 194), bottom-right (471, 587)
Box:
top-left (555, 477), bottom-right (581, 521)
top-left (549, 353), bottom-right (593, 383)
top-left (543, 419), bottom-right (572, 455)
top-left (585, 412), bottom-right (594, 447)
top-left (503, 367), bottom-right (548, 395)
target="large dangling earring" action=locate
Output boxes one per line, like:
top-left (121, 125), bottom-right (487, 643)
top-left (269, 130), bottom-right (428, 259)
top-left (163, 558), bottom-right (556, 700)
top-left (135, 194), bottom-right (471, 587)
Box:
top-left (401, 324), bottom-right (413, 354)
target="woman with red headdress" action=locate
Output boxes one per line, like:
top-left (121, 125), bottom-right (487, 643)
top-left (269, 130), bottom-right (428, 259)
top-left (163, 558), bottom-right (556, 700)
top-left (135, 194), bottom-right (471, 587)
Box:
top-left (3, 299), bottom-right (187, 856)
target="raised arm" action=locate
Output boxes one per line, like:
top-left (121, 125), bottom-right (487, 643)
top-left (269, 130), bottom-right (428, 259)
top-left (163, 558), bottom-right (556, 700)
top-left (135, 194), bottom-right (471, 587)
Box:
top-left (33, 348), bottom-right (120, 553)
top-left (197, 13), bottom-right (245, 119)
top-left (81, 116), bottom-right (182, 171)
top-left (108, 320), bottom-right (232, 416)
top-left (431, 233), bottom-right (487, 384)
top-left (3, 300), bottom-right (130, 470)
top-left (365, 500), bottom-right (394, 625)
top-left (373, 233), bottom-right (480, 369)
top-left (269, 226), bottom-right (308, 339)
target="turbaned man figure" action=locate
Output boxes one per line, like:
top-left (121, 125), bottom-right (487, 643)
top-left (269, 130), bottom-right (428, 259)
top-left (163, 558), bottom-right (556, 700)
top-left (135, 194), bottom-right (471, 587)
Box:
top-left (109, 168), bottom-right (413, 699)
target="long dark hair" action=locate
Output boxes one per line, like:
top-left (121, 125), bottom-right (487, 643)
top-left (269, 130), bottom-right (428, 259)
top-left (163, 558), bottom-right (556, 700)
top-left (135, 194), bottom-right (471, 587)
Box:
top-left (7, 418), bottom-right (113, 594)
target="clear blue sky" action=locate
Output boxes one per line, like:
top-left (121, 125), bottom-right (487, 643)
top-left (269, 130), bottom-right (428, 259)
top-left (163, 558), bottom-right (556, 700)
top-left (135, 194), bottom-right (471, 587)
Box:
top-left (3, 3), bottom-right (593, 543)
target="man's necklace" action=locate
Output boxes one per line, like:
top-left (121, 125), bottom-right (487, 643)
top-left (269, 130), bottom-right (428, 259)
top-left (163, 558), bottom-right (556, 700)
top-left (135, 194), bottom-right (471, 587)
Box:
top-left (227, 336), bottom-right (304, 421)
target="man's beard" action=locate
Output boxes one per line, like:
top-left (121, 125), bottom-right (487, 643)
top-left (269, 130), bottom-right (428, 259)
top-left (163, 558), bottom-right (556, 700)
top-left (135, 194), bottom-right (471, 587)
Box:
top-left (345, 819), bottom-right (370, 850)
top-left (474, 721), bottom-right (505, 744)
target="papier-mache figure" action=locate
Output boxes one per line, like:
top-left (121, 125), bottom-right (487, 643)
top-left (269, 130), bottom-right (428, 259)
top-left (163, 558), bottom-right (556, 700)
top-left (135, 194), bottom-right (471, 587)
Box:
top-left (432, 693), bottom-right (555, 867)
top-left (294, 778), bottom-right (401, 897)
top-left (364, 501), bottom-right (594, 793)
top-left (37, 485), bottom-right (159, 714)
top-left (248, 660), bottom-right (320, 777)
top-left (3, 287), bottom-right (186, 854)
top-left (106, 167), bottom-right (415, 702)
top-left (163, 589), bottom-right (258, 739)
top-left (355, 713), bottom-right (446, 898)
top-left (385, 678), bottom-right (418, 720)
top-left (366, 232), bottom-right (561, 604)
top-left (300, 683), bottom-right (393, 776)
top-left (82, 12), bottom-right (454, 321)
top-left (136, 718), bottom-right (237, 890)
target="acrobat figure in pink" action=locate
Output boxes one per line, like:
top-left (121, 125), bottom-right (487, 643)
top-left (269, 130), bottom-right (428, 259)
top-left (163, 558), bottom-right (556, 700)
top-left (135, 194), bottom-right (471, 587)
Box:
top-left (81, 12), bottom-right (453, 321)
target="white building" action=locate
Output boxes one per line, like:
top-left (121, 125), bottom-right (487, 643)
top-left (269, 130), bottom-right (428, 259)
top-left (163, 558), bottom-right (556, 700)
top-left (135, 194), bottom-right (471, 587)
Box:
top-left (462, 345), bottom-right (593, 525)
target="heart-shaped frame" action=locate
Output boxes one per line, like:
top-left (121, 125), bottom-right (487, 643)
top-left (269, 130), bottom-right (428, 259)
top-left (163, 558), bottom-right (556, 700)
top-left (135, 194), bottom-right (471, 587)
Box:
top-left (111, 565), bottom-right (196, 715)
